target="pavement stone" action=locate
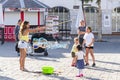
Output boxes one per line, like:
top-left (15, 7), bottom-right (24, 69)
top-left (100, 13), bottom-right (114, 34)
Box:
top-left (0, 36), bottom-right (120, 80)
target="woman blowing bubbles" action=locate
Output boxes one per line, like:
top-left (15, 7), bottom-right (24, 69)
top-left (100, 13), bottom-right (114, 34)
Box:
top-left (18, 21), bottom-right (45, 71)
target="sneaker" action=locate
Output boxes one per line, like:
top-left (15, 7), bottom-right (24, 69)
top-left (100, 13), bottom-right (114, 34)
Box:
top-left (85, 63), bottom-right (89, 66)
top-left (76, 74), bottom-right (84, 77)
top-left (71, 64), bottom-right (74, 67)
top-left (71, 63), bottom-right (76, 67)
top-left (76, 74), bottom-right (81, 77)
top-left (80, 74), bottom-right (84, 77)
top-left (92, 63), bottom-right (96, 67)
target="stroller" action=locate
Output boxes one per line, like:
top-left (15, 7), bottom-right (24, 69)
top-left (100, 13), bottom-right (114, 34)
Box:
top-left (29, 33), bottom-right (56, 56)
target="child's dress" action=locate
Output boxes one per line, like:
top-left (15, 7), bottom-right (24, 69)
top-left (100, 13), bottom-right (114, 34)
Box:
top-left (76, 51), bottom-right (84, 69)
top-left (71, 44), bottom-right (78, 57)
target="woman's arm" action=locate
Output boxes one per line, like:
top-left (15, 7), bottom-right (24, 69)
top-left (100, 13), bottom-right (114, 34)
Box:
top-left (28, 26), bottom-right (46, 33)
top-left (77, 30), bottom-right (85, 35)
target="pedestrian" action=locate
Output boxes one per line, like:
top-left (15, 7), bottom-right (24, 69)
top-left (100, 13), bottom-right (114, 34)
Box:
top-left (77, 20), bottom-right (86, 45)
top-left (71, 37), bottom-right (79, 66)
top-left (14, 19), bottom-right (22, 56)
top-left (83, 27), bottom-right (96, 67)
top-left (18, 21), bottom-right (46, 71)
top-left (74, 45), bottom-right (85, 77)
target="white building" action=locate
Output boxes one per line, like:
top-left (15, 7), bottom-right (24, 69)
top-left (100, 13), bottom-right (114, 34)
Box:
top-left (0, 0), bottom-right (120, 41)
top-left (39, 0), bottom-right (120, 34)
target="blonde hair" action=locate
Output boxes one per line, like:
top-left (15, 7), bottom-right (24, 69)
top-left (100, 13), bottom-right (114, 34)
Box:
top-left (19, 21), bottom-right (29, 35)
top-left (74, 37), bottom-right (79, 42)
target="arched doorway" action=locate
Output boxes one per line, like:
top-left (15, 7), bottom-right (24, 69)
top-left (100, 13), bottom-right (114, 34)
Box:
top-left (48, 6), bottom-right (71, 39)
top-left (112, 7), bottom-right (120, 32)
top-left (84, 6), bottom-right (99, 32)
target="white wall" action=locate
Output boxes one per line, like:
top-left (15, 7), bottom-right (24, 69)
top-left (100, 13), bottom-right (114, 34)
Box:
top-left (40, 12), bottom-right (44, 25)
top-left (87, 0), bottom-right (120, 10)
top-left (4, 12), bottom-right (20, 25)
top-left (24, 12), bottom-right (38, 25)
top-left (39, 0), bottom-right (81, 9)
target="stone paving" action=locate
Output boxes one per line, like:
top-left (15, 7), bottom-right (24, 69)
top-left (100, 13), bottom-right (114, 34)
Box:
top-left (0, 36), bottom-right (120, 80)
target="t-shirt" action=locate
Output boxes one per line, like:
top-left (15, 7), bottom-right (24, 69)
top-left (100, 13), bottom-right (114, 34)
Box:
top-left (76, 51), bottom-right (84, 60)
top-left (83, 32), bottom-right (94, 47)
top-left (15, 25), bottom-right (20, 36)
top-left (71, 44), bottom-right (78, 53)
top-left (78, 26), bottom-right (86, 38)
top-left (14, 25), bottom-right (20, 41)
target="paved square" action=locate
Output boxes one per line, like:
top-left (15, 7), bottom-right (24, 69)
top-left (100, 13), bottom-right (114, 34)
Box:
top-left (0, 36), bottom-right (120, 80)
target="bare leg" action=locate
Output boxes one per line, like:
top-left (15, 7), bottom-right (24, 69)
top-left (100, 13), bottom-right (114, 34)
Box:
top-left (90, 49), bottom-right (95, 63)
top-left (71, 57), bottom-right (76, 66)
top-left (84, 56), bottom-right (87, 63)
top-left (19, 48), bottom-right (27, 70)
top-left (22, 48), bottom-right (27, 69)
top-left (85, 48), bottom-right (89, 64)
top-left (20, 49), bottom-right (24, 70)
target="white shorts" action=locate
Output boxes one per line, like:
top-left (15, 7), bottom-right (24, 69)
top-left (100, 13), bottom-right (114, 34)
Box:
top-left (18, 40), bottom-right (28, 49)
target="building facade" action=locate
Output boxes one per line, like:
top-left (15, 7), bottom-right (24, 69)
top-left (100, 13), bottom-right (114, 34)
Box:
top-left (0, 0), bottom-right (120, 41)
top-left (39, 0), bottom-right (120, 34)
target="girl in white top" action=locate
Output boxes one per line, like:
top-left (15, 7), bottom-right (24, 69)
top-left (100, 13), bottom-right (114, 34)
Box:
top-left (74, 45), bottom-right (85, 77)
top-left (83, 27), bottom-right (96, 67)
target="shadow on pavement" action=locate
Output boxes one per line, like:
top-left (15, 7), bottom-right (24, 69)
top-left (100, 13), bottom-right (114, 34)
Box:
top-left (27, 48), bottom-right (71, 61)
top-left (84, 77), bottom-right (100, 80)
top-left (86, 66), bottom-right (120, 73)
top-left (28, 56), bottom-right (59, 62)
top-left (23, 70), bottom-right (71, 80)
top-left (43, 75), bottom-right (71, 80)
top-left (95, 60), bottom-right (120, 66)
top-left (23, 70), bottom-right (42, 74)
top-left (0, 76), bottom-right (15, 80)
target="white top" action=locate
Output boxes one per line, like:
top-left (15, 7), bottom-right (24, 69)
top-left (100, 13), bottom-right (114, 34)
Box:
top-left (83, 32), bottom-right (94, 47)
top-left (76, 51), bottom-right (84, 60)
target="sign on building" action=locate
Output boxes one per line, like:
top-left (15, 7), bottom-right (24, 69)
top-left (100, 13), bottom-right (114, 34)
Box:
top-left (45, 15), bottom-right (59, 34)
top-left (102, 11), bottom-right (112, 34)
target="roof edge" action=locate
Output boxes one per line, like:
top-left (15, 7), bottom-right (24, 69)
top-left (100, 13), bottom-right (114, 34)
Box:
top-left (33, 0), bottom-right (50, 8)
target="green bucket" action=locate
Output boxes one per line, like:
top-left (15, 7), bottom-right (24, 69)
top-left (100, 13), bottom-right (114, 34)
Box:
top-left (42, 66), bottom-right (54, 74)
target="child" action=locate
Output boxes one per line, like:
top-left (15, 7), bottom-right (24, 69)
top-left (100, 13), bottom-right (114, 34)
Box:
top-left (83, 27), bottom-right (96, 67)
top-left (71, 37), bottom-right (79, 66)
top-left (74, 45), bottom-right (84, 77)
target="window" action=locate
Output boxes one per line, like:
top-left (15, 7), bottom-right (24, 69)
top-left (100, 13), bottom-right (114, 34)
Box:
top-left (84, 7), bottom-right (99, 13)
top-left (114, 7), bottom-right (120, 13)
top-left (73, 5), bottom-right (79, 9)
